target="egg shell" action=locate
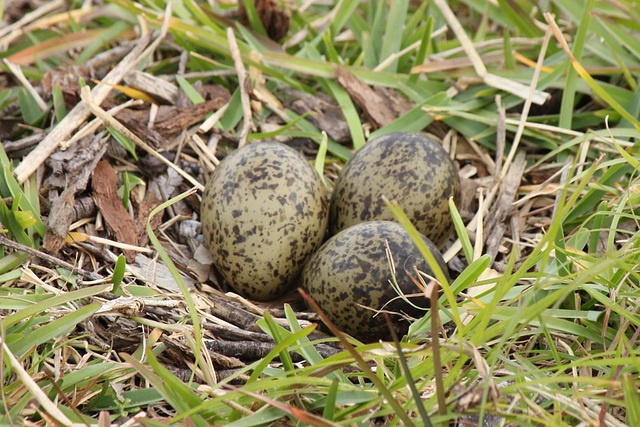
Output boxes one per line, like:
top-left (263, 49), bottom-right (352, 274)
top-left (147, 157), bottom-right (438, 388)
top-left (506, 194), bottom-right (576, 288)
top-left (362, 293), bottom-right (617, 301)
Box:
top-left (301, 221), bottom-right (448, 342)
top-left (329, 131), bottom-right (461, 247)
top-left (201, 142), bottom-right (329, 301)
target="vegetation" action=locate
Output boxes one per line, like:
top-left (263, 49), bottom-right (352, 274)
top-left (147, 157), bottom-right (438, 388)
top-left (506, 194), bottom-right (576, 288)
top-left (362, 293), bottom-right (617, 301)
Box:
top-left (1, 0), bottom-right (640, 425)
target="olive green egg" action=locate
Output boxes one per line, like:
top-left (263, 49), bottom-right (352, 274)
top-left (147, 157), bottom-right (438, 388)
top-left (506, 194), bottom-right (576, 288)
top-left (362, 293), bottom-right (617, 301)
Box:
top-left (329, 132), bottom-right (461, 248)
top-left (201, 142), bottom-right (329, 301)
top-left (301, 221), bottom-right (448, 342)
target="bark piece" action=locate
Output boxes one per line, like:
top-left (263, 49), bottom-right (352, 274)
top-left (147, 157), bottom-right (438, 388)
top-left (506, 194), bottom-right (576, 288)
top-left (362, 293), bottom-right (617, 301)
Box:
top-left (373, 86), bottom-right (413, 117)
top-left (91, 160), bottom-right (139, 262)
top-left (163, 336), bottom-right (244, 369)
top-left (152, 98), bottom-right (229, 136)
top-left (205, 339), bottom-right (339, 362)
top-left (335, 67), bottom-right (398, 129)
top-left (43, 133), bottom-right (108, 253)
top-left (115, 110), bottom-right (169, 148)
top-left (124, 69), bottom-right (178, 105)
top-left (134, 190), bottom-right (162, 249)
top-left (290, 92), bottom-right (350, 143)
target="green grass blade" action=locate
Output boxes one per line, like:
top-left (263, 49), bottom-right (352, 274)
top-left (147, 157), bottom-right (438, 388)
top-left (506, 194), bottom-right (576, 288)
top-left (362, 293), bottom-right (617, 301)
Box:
top-left (248, 112), bottom-right (314, 141)
top-left (175, 75), bottom-right (205, 104)
top-left (122, 352), bottom-right (208, 426)
top-left (111, 254), bottom-right (126, 293)
top-left (383, 198), bottom-right (462, 336)
top-left (18, 88), bottom-right (45, 126)
top-left (9, 303), bottom-right (100, 357)
top-left (503, 27), bottom-right (515, 69)
top-left (261, 312), bottom-right (296, 372)
top-left (322, 378), bottom-right (340, 421)
top-left (240, 0), bottom-right (268, 37)
top-left (3, 284), bottom-right (110, 330)
top-left (52, 84), bottom-right (66, 122)
top-left (449, 197), bottom-right (474, 264)
top-left (182, 0), bottom-right (226, 36)
top-left (146, 188), bottom-right (203, 382)
top-left (495, 0), bottom-right (543, 37)
top-left (324, 77), bottom-right (365, 149)
top-left (74, 21), bottom-right (132, 65)
top-left (623, 373), bottom-right (640, 426)
top-left (0, 251), bottom-right (30, 275)
top-left (558, 0), bottom-right (595, 131)
top-left (410, 16), bottom-right (433, 82)
top-left (378, 0), bottom-right (408, 72)
top-left (246, 325), bottom-right (317, 383)
top-left (330, 0), bottom-right (361, 36)
top-left (314, 131), bottom-right (328, 183)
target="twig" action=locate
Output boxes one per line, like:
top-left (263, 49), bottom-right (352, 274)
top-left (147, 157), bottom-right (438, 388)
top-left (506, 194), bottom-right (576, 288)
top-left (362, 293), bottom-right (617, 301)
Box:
top-left (227, 28), bottom-right (254, 147)
top-left (0, 235), bottom-right (102, 282)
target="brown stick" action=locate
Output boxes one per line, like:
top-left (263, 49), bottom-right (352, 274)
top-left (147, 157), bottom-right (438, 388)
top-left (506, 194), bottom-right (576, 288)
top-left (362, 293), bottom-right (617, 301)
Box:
top-left (0, 235), bottom-right (102, 281)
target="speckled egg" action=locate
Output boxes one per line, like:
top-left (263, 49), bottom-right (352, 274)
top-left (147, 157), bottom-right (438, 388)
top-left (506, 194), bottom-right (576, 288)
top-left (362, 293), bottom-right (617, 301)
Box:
top-left (301, 221), bottom-right (448, 342)
top-left (329, 132), bottom-right (461, 247)
top-left (201, 142), bottom-right (328, 301)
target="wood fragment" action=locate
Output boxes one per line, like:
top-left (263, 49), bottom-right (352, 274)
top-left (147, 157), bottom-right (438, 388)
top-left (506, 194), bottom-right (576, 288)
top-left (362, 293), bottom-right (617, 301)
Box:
top-left (205, 339), bottom-right (339, 362)
top-left (335, 67), bottom-right (397, 129)
top-left (2, 132), bottom-right (46, 158)
top-left (124, 69), bottom-right (178, 105)
top-left (44, 133), bottom-right (108, 253)
top-left (128, 253), bottom-right (196, 294)
top-left (114, 110), bottom-right (168, 148)
top-left (289, 91), bottom-right (350, 142)
top-left (152, 99), bottom-right (229, 136)
top-left (14, 3), bottom-right (175, 184)
top-left (91, 160), bottom-right (140, 262)
top-left (163, 336), bottom-right (244, 369)
top-left (134, 191), bottom-right (162, 249)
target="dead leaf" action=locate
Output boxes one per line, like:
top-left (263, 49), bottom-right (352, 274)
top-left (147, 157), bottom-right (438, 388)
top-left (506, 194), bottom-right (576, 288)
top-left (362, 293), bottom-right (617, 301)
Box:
top-left (335, 67), bottom-right (398, 129)
top-left (91, 160), bottom-right (140, 262)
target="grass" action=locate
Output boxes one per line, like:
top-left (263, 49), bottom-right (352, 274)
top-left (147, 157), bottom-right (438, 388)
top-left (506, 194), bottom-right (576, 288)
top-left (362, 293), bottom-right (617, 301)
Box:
top-left (1, 0), bottom-right (640, 425)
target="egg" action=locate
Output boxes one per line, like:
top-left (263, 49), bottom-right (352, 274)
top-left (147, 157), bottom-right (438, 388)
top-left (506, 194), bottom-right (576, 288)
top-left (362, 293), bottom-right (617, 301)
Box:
top-left (301, 221), bottom-right (448, 342)
top-left (329, 131), bottom-right (461, 247)
top-left (201, 142), bottom-right (328, 301)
